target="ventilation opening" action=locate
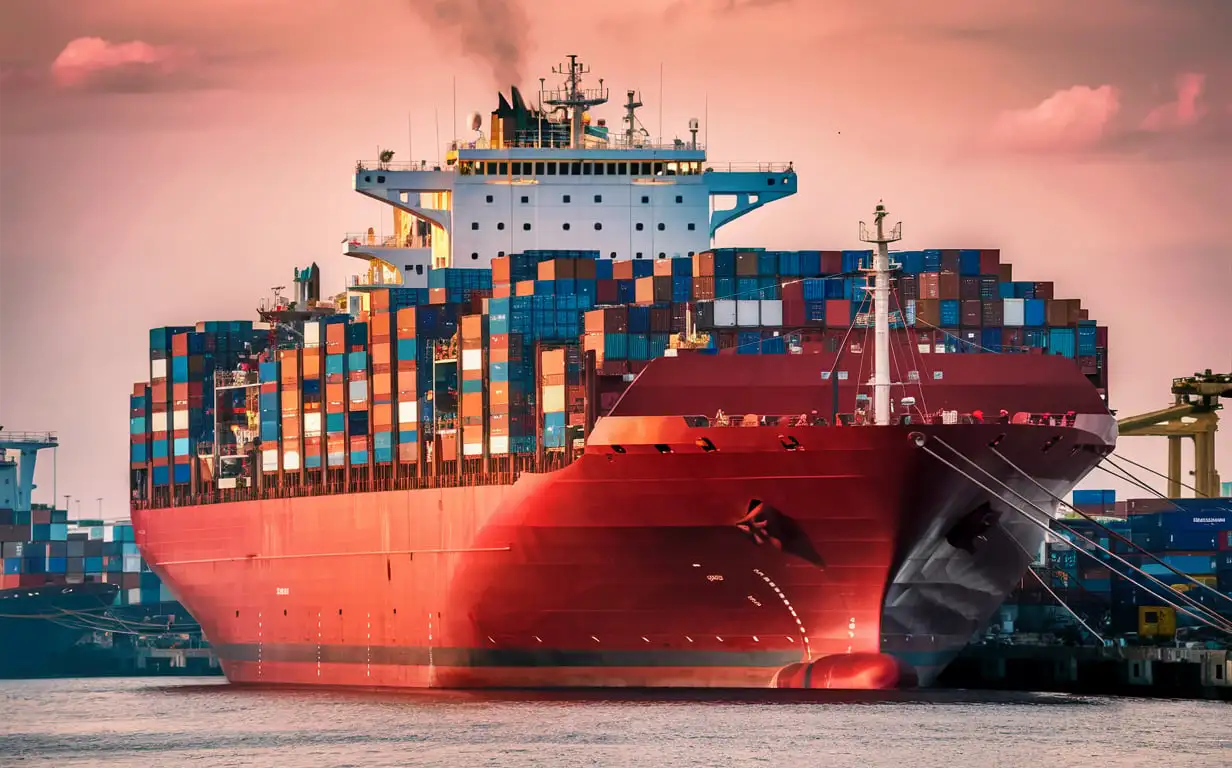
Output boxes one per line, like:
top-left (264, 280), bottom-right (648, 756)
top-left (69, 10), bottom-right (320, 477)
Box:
top-left (655, 444), bottom-right (672, 454)
top-left (611, 445), bottom-right (626, 454)
top-left (695, 437), bottom-right (718, 453)
top-left (988, 433), bottom-right (1005, 448)
top-left (779, 435), bottom-right (801, 451)
top-left (283, 609), bottom-right (287, 616)
top-left (338, 608), bottom-right (343, 615)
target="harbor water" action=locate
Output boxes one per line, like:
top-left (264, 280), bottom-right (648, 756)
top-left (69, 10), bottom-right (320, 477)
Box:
top-left (1, 677), bottom-right (1227, 767)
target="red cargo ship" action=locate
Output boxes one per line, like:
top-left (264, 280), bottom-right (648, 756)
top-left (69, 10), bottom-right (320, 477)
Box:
top-left (131, 60), bottom-right (1116, 689)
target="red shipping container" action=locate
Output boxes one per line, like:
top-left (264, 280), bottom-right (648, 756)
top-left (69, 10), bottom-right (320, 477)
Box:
top-left (824, 300), bottom-right (851, 328)
top-left (979, 249), bottom-right (1001, 275)
top-left (897, 275), bottom-right (918, 301)
top-left (961, 300), bottom-right (982, 327)
top-left (735, 252), bottom-right (759, 276)
top-left (959, 277), bottom-right (981, 301)
top-left (1002, 328), bottom-right (1024, 349)
top-left (538, 258), bottom-right (576, 280)
top-left (1218, 531), bottom-right (1232, 550)
top-left (1096, 326), bottom-right (1109, 347)
top-left (595, 279), bottom-right (619, 304)
top-left (783, 298), bottom-right (805, 327)
top-left (915, 299), bottom-right (941, 328)
top-left (938, 272), bottom-right (961, 300)
top-left (692, 276), bottom-right (715, 301)
top-left (918, 273), bottom-right (941, 300)
top-left (1033, 281), bottom-right (1055, 300)
top-left (998, 263), bottom-right (1013, 282)
top-left (819, 251), bottom-right (843, 274)
top-left (940, 249), bottom-right (960, 272)
top-left (981, 300), bottom-right (1003, 327)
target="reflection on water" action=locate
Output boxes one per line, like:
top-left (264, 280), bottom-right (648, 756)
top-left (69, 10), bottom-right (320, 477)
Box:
top-left (0, 677), bottom-right (1227, 767)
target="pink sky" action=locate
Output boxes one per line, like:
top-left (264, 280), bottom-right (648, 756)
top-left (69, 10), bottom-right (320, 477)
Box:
top-left (2, 0), bottom-right (1230, 518)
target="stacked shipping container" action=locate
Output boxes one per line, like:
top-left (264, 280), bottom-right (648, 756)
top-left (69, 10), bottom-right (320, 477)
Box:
top-left (132, 245), bottom-right (1113, 504)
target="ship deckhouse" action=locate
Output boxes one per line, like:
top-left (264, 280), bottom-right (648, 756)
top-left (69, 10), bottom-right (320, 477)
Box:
top-left (346, 55), bottom-right (796, 291)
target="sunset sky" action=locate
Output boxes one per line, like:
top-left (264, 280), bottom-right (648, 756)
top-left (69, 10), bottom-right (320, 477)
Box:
top-left (1, 0), bottom-right (1230, 518)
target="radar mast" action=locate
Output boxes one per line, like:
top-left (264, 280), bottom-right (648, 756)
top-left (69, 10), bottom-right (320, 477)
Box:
top-left (541, 54), bottom-right (609, 149)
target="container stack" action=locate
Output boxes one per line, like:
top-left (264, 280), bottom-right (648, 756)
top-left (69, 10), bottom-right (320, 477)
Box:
top-left (278, 348), bottom-right (302, 479)
top-left (302, 322), bottom-right (325, 470)
top-left (368, 310), bottom-right (395, 467)
top-left (460, 313), bottom-right (488, 461)
top-left (259, 358), bottom-right (281, 477)
top-left (148, 326), bottom-right (192, 491)
top-left (323, 321), bottom-right (347, 469)
top-left (0, 513), bottom-right (167, 604)
top-left (346, 322), bottom-right (371, 472)
top-left (393, 307), bottom-right (421, 465)
top-left (539, 345), bottom-right (584, 451)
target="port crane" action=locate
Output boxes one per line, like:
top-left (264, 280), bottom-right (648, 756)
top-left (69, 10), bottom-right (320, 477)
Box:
top-left (1116, 370), bottom-right (1230, 497)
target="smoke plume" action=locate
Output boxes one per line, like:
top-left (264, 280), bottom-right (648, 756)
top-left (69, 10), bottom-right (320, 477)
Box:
top-left (411, 0), bottom-right (529, 88)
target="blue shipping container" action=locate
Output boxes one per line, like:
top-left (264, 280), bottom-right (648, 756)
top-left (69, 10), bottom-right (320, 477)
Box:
top-left (1024, 299), bottom-right (1046, 326)
top-left (940, 300), bottom-right (960, 327)
top-left (1048, 327), bottom-right (1077, 358)
top-left (958, 249), bottom-right (981, 276)
top-left (603, 333), bottom-right (628, 360)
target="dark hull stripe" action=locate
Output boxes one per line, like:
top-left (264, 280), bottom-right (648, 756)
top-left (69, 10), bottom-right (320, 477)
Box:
top-left (214, 643), bottom-right (803, 669)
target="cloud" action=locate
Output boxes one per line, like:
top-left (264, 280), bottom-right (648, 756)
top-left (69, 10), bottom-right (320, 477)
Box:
top-left (991, 84), bottom-right (1121, 152)
top-left (989, 72), bottom-right (1232, 157)
top-left (1141, 72), bottom-right (1207, 131)
top-left (49, 37), bottom-right (198, 92)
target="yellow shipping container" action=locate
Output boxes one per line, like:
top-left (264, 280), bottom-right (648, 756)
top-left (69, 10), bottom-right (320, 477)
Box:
top-left (1138, 606), bottom-right (1176, 638)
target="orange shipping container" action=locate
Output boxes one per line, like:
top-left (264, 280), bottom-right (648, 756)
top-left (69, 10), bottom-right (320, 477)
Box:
top-left (516, 280), bottom-right (536, 297)
top-left (736, 252), bottom-right (759, 276)
top-left (373, 372), bottom-right (392, 397)
top-left (372, 342), bottom-right (391, 366)
top-left (635, 276), bottom-right (672, 304)
top-left (373, 403), bottom-right (394, 427)
top-left (462, 314), bottom-right (485, 341)
top-left (396, 307), bottom-right (420, 337)
top-left (491, 255), bottom-right (512, 285)
top-left (692, 252), bottom-right (716, 277)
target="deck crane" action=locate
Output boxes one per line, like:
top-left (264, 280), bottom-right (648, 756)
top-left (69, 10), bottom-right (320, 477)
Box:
top-left (1116, 369), bottom-right (1231, 497)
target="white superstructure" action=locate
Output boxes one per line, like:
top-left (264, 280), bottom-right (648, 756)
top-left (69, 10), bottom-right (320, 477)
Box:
top-left (345, 55), bottom-right (797, 290)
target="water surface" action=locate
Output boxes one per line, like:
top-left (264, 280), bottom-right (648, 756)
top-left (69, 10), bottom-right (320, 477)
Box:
top-left (1, 677), bottom-right (1227, 767)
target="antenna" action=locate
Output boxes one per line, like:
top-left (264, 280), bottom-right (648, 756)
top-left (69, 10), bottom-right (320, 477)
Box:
top-left (658, 62), bottom-right (664, 145)
top-left (623, 90), bottom-right (644, 147)
top-left (859, 202), bottom-right (903, 427)
top-left (544, 54), bottom-right (608, 149)
top-left (688, 117), bottom-right (699, 149)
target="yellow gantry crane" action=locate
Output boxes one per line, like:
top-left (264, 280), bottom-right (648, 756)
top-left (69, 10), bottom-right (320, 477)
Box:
top-left (1116, 370), bottom-right (1231, 497)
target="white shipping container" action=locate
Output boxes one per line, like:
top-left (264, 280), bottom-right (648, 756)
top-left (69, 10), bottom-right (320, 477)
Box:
top-left (304, 321), bottom-right (320, 345)
top-left (490, 435), bottom-right (510, 455)
top-left (173, 409), bottom-right (188, 430)
top-left (151, 412), bottom-right (168, 432)
top-left (543, 385), bottom-right (566, 413)
top-left (713, 299), bottom-right (737, 327)
top-left (123, 555), bottom-right (142, 572)
top-left (736, 300), bottom-right (760, 327)
top-left (262, 448), bottom-right (279, 471)
top-left (398, 400), bottom-right (418, 424)
top-left (1003, 298), bottom-right (1025, 327)
top-left (759, 300), bottom-right (783, 327)
top-left (304, 412), bottom-right (322, 436)
top-left (462, 348), bottom-right (483, 371)
top-left (463, 441), bottom-right (483, 457)
top-left (151, 358), bottom-right (167, 380)
top-left (283, 451), bottom-right (301, 471)
top-left (218, 477), bottom-right (238, 489)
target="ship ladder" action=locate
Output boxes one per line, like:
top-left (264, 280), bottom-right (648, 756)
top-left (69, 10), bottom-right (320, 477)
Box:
top-left (909, 432), bottom-right (1232, 636)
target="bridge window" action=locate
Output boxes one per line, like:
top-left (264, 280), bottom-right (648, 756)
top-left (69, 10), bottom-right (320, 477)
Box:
top-left (595, 163), bottom-right (605, 176)
top-left (636, 223), bottom-right (644, 231)
top-left (563, 223), bottom-right (571, 231)
top-left (582, 163), bottom-right (592, 175)
top-left (641, 195), bottom-right (650, 204)
top-left (486, 194), bottom-right (494, 203)
top-left (654, 162), bottom-right (664, 175)
top-left (547, 163), bottom-right (557, 175)
top-left (688, 223), bottom-right (696, 231)
top-left (657, 223), bottom-right (666, 231)
top-left (520, 195), bottom-right (529, 204)
top-left (675, 195), bottom-right (683, 204)
top-left (618, 162), bottom-right (628, 175)
top-left (416, 265), bottom-right (424, 275)
top-left (535, 162), bottom-right (545, 174)
top-left (473, 163), bottom-right (485, 175)
top-left (523, 223), bottom-right (531, 231)
top-left (471, 222), bottom-right (479, 230)
top-left (767, 177), bottom-right (776, 185)
top-left (571, 162), bottom-right (582, 175)
top-left (594, 222), bottom-right (603, 231)
top-left (486, 162), bottom-right (497, 174)
top-left (377, 175), bottom-right (385, 183)
top-left (594, 194), bottom-right (602, 203)
top-left (498, 162), bottom-right (508, 175)
top-left (562, 194), bottom-right (571, 203)
top-left (560, 163), bottom-right (570, 176)
top-left (511, 162), bottom-right (522, 175)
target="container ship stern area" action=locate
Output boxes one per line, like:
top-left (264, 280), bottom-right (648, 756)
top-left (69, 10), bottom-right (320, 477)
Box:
top-left (134, 352), bottom-right (1114, 691)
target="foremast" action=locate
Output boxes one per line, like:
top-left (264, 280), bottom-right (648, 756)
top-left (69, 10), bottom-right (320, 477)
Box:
top-left (860, 203), bottom-right (902, 426)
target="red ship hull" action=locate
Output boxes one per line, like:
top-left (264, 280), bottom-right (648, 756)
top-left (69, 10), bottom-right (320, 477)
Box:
top-left (135, 426), bottom-right (1110, 689)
